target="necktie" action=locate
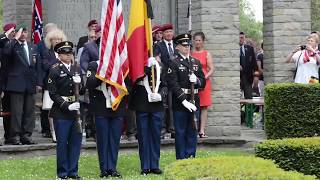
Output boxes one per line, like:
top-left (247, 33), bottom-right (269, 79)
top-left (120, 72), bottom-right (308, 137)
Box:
top-left (240, 48), bottom-right (244, 57)
top-left (21, 43), bottom-right (30, 65)
top-left (168, 42), bottom-right (174, 56)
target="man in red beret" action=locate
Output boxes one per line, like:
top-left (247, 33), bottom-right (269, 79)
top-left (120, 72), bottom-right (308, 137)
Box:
top-left (3, 23), bottom-right (16, 40)
top-left (152, 25), bottom-right (163, 45)
top-left (153, 23), bottom-right (176, 140)
top-left (77, 19), bottom-right (98, 52)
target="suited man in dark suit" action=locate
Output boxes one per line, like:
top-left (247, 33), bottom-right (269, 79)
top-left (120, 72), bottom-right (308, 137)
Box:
top-left (153, 23), bottom-right (177, 138)
top-left (0, 25), bottom-right (16, 144)
top-left (239, 32), bottom-right (258, 99)
top-left (77, 19), bottom-right (98, 53)
top-left (3, 26), bottom-right (42, 145)
top-left (80, 26), bottom-right (100, 72)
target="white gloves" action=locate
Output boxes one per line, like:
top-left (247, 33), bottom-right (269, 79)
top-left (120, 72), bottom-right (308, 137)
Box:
top-left (68, 102), bottom-right (80, 111)
top-left (182, 100), bottom-right (197, 112)
top-left (72, 75), bottom-right (81, 84)
top-left (189, 73), bottom-right (197, 83)
top-left (148, 57), bottom-right (158, 67)
top-left (148, 93), bottom-right (162, 102)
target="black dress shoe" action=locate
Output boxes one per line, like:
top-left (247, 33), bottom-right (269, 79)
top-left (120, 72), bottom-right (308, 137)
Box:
top-left (140, 169), bottom-right (149, 176)
top-left (57, 176), bottom-right (68, 180)
top-left (21, 139), bottom-right (37, 145)
top-left (5, 139), bottom-right (20, 145)
top-left (68, 175), bottom-right (82, 179)
top-left (109, 170), bottom-right (122, 178)
top-left (150, 168), bottom-right (163, 174)
top-left (99, 171), bottom-right (108, 178)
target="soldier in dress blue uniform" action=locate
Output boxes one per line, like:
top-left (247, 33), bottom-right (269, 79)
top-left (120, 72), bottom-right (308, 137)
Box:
top-left (85, 60), bottom-right (125, 178)
top-left (166, 33), bottom-right (206, 159)
top-left (129, 57), bottom-right (167, 176)
top-left (47, 41), bottom-right (84, 180)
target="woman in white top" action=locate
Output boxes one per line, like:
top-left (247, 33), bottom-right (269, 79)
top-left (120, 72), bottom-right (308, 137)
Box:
top-left (286, 34), bottom-right (320, 84)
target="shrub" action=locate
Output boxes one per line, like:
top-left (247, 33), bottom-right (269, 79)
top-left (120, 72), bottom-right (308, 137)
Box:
top-left (164, 156), bottom-right (316, 179)
top-left (264, 83), bottom-right (320, 139)
top-left (255, 137), bottom-right (320, 177)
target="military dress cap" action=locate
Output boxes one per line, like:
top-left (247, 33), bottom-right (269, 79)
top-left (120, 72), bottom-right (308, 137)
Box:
top-left (174, 33), bottom-right (192, 45)
top-left (152, 25), bottom-right (162, 33)
top-left (87, 19), bottom-right (98, 27)
top-left (54, 41), bottom-right (74, 54)
top-left (3, 23), bottom-right (16, 32)
top-left (161, 23), bottom-right (173, 31)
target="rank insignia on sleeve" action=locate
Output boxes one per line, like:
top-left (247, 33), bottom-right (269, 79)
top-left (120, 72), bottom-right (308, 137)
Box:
top-left (87, 70), bottom-right (92, 77)
top-left (48, 78), bottom-right (52, 84)
top-left (167, 68), bottom-right (172, 73)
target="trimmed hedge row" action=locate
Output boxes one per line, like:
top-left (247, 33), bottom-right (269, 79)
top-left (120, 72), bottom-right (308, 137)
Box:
top-left (264, 83), bottom-right (320, 139)
top-left (164, 156), bottom-right (316, 179)
top-left (255, 137), bottom-right (320, 178)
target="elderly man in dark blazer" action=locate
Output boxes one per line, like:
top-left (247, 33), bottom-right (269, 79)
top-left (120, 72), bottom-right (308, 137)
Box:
top-left (239, 32), bottom-right (258, 99)
top-left (153, 23), bottom-right (177, 138)
top-left (3, 25), bottom-right (42, 145)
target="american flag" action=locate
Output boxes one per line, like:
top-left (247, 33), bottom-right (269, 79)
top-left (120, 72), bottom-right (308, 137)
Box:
top-left (96, 0), bottom-right (129, 110)
top-left (31, 0), bottom-right (43, 44)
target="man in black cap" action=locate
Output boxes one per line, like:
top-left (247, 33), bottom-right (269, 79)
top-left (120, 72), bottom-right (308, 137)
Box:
top-left (47, 41), bottom-right (84, 179)
top-left (166, 33), bottom-right (205, 159)
top-left (2, 25), bottom-right (42, 145)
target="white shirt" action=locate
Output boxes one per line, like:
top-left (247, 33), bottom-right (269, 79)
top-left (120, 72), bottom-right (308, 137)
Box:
top-left (240, 45), bottom-right (245, 56)
top-left (179, 53), bottom-right (190, 60)
top-left (19, 41), bottom-right (29, 64)
top-left (62, 62), bottom-right (71, 71)
top-left (164, 39), bottom-right (174, 54)
top-left (292, 50), bottom-right (319, 84)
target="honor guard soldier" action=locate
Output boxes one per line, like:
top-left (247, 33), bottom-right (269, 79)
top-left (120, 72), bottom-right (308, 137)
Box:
top-left (167, 33), bottom-right (206, 159)
top-left (47, 41), bottom-right (84, 180)
top-left (86, 60), bottom-right (125, 178)
top-left (130, 57), bottom-right (167, 176)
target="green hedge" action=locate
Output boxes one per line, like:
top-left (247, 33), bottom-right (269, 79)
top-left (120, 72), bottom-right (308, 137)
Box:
top-left (164, 156), bottom-right (316, 179)
top-left (264, 83), bottom-right (320, 139)
top-left (255, 137), bottom-right (320, 177)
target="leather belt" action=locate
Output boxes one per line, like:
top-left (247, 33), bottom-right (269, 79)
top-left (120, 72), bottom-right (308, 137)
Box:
top-left (181, 88), bottom-right (198, 94)
top-left (61, 96), bottom-right (76, 102)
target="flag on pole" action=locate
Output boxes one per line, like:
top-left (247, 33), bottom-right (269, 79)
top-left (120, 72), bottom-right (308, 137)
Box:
top-left (187, 0), bottom-right (192, 32)
top-left (127, 0), bottom-right (154, 84)
top-left (31, 0), bottom-right (43, 44)
top-left (96, 0), bottom-right (129, 111)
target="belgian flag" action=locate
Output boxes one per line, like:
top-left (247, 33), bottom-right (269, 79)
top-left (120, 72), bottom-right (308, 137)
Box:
top-left (127, 0), bottom-right (154, 84)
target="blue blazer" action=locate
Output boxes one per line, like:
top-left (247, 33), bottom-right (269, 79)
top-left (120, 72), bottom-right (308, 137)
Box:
top-left (80, 41), bottom-right (99, 72)
top-left (153, 41), bottom-right (177, 67)
top-left (3, 40), bottom-right (42, 94)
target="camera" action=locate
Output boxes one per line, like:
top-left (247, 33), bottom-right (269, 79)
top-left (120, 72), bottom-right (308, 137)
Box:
top-left (300, 45), bottom-right (307, 50)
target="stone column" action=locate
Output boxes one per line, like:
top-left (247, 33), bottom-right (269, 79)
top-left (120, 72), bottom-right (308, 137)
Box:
top-left (177, 0), bottom-right (241, 136)
top-left (263, 0), bottom-right (311, 83)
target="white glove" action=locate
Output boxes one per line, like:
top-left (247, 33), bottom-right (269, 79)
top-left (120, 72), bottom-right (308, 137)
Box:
top-left (148, 93), bottom-right (162, 102)
top-left (182, 100), bottom-right (197, 112)
top-left (68, 102), bottom-right (80, 111)
top-left (148, 57), bottom-right (158, 67)
top-left (72, 75), bottom-right (81, 84)
top-left (189, 73), bottom-right (197, 83)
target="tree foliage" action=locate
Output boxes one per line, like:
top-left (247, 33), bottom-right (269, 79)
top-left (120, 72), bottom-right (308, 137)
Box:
top-left (239, 0), bottom-right (263, 44)
top-left (311, 0), bottom-right (320, 32)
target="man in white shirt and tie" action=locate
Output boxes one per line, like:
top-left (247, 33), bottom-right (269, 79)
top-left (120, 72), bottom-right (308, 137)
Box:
top-left (153, 23), bottom-right (176, 139)
top-left (3, 24), bottom-right (42, 145)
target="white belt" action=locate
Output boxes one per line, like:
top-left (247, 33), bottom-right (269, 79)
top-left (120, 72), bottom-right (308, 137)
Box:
top-left (181, 88), bottom-right (198, 94)
top-left (136, 81), bottom-right (144, 86)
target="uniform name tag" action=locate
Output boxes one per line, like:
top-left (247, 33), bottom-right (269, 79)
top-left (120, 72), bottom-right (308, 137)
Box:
top-left (60, 73), bottom-right (67, 77)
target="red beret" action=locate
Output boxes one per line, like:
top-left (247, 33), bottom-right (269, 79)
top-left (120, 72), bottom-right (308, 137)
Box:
top-left (95, 25), bottom-right (101, 33)
top-left (3, 23), bottom-right (16, 32)
top-left (152, 25), bottom-right (162, 33)
top-left (161, 23), bottom-right (173, 32)
top-left (87, 20), bottom-right (98, 27)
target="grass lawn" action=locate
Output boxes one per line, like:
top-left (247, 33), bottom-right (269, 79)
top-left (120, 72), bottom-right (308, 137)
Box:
top-left (0, 149), bottom-right (250, 180)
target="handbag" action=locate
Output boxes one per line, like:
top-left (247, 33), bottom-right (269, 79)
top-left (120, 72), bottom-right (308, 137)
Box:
top-left (42, 90), bottom-right (53, 110)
